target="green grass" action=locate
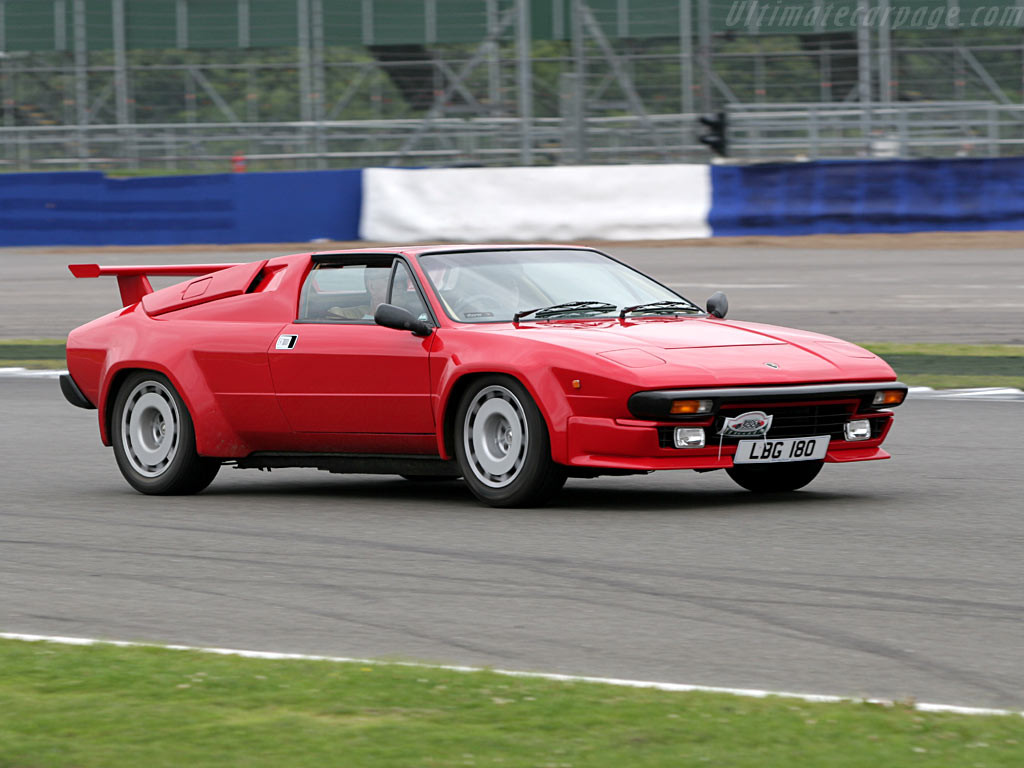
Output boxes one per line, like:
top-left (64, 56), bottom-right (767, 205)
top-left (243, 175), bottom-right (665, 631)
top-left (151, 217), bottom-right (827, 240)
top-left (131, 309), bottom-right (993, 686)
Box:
top-left (862, 343), bottom-right (1024, 357)
top-left (875, 356), bottom-right (1024, 376)
top-left (0, 340), bottom-right (67, 370)
top-left (860, 343), bottom-right (1024, 390)
top-left (1, 639), bottom-right (1022, 768)
top-left (0, 340), bottom-right (66, 370)
top-left (0, 340), bottom-right (65, 357)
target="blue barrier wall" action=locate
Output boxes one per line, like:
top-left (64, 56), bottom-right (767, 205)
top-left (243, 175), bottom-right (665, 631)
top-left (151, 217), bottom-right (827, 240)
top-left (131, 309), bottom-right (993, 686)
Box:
top-left (710, 157), bottom-right (1024, 236)
top-left (0, 169), bottom-right (362, 246)
top-left (5, 158), bottom-right (1024, 246)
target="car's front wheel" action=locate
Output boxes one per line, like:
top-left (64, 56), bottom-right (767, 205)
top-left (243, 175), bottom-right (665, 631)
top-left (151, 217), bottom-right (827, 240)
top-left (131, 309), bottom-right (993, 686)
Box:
top-left (454, 376), bottom-right (566, 507)
top-left (111, 371), bottom-right (220, 495)
top-left (726, 460), bottom-right (823, 493)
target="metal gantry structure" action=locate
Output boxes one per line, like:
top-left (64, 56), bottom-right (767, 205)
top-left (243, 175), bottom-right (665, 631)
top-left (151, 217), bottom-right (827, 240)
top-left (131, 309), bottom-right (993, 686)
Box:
top-left (4, 0), bottom-right (1024, 171)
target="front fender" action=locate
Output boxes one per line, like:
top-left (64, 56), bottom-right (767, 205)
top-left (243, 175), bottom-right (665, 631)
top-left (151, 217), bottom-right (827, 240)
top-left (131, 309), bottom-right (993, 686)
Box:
top-left (430, 332), bottom-right (592, 464)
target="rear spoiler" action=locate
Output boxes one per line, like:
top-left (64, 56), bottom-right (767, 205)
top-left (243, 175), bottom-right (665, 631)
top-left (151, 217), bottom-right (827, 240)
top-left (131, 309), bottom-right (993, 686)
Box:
top-left (69, 263), bottom-right (244, 307)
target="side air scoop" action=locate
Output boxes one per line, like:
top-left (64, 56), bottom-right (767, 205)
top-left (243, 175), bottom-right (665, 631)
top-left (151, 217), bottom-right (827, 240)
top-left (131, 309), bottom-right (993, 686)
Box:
top-left (68, 263), bottom-right (244, 307)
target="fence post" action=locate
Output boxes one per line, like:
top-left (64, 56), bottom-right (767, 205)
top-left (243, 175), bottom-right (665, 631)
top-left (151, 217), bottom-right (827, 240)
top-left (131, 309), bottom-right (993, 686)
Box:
top-left (73, 0), bottom-right (89, 169)
top-left (856, 0), bottom-right (872, 154)
top-left (988, 105), bottom-right (998, 157)
top-left (571, 0), bottom-right (587, 163)
top-left (560, 72), bottom-right (584, 164)
top-left (516, 0), bottom-right (533, 165)
top-left (297, 0), bottom-right (313, 168)
top-left (112, 0), bottom-right (137, 168)
top-left (486, 0), bottom-right (501, 114)
top-left (878, 0), bottom-right (892, 105)
top-left (311, 0), bottom-right (326, 169)
top-left (679, 0), bottom-right (694, 116)
top-left (698, 0), bottom-right (712, 113)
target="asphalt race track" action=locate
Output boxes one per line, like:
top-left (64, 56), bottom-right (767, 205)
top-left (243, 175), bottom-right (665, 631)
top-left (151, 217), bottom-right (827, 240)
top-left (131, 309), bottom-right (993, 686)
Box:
top-left (2, 375), bottom-right (1023, 709)
top-left (3, 244), bottom-right (1024, 342)
top-left (2, 241), bottom-right (1023, 710)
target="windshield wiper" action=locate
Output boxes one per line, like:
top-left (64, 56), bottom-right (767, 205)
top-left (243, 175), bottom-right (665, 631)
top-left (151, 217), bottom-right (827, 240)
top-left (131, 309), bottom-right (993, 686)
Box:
top-left (514, 300), bottom-right (618, 322)
top-left (618, 300), bottom-right (702, 320)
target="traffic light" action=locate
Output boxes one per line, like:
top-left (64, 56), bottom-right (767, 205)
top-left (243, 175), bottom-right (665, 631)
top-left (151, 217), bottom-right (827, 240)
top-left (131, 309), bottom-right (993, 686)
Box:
top-left (698, 112), bottom-right (728, 157)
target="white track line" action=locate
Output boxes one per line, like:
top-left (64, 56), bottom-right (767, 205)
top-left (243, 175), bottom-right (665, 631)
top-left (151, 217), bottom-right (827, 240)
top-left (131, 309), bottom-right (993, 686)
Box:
top-left (1, 631), bottom-right (1018, 718)
top-left (909, 386), bottom-right (1024, 401)
top-left (0, 367), bottom-right (66, 378)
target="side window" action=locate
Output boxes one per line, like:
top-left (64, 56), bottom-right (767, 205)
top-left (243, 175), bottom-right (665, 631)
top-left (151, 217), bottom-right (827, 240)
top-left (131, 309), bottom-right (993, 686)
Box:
top-left (389, 261), bottom-right (430, 322)
top-left (299, 261), bottom-right (392, 322)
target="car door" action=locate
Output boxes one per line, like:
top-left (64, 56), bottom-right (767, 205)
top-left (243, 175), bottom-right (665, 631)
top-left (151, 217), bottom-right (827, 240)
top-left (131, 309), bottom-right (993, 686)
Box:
top-left (268, 256), bottom-right (436, 436)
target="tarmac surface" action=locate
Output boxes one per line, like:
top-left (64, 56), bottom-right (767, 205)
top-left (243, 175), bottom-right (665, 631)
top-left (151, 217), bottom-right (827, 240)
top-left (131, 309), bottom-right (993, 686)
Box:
top-left (2, 243), bottom-right (1024, 343)
top-left (3, 375), bottom-right (1023, 709)
top-left (3, 239), bottom-right (1023, 709)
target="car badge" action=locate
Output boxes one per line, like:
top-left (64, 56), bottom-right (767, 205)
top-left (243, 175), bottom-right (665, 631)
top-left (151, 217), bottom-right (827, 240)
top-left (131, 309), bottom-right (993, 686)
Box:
top-left (275, 334), bottom-right (298, 350)
top-left (719, 411), bottom-right (774, 437)
top-left (764, 362), bottom-right (780, 369)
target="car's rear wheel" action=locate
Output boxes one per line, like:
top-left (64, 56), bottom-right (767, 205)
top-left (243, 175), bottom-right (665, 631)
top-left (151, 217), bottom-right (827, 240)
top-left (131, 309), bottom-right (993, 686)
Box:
top-left (454, 376), bottom-right (566, 508)
top-left (111, 371), bottom-right (220, 495)
top-left (726, 460), bottom-right (823, 493)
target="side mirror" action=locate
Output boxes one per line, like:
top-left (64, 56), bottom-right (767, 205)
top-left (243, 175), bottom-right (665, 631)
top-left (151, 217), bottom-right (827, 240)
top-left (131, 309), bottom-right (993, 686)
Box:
top-left (374, 303), bottom-right (433, 337)
top-left (706, 291), bottom-right (728, 319)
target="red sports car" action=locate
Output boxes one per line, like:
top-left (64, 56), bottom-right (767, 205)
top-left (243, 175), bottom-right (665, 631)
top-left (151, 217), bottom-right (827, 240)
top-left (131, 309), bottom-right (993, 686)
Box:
top-left (62, 245), bottom-right (906, 507)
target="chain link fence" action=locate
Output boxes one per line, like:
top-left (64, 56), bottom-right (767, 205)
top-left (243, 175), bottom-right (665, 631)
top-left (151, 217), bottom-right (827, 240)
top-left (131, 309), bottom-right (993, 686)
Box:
top-left (3, 1), bottom-right (1024, 171)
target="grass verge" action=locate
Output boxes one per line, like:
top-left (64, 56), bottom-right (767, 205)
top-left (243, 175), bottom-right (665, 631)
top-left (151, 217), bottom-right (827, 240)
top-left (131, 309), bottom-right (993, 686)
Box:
top-left (861, 343), bottom-right (1024, 390)
top-left (863, 343), bottom-right (1024, 357)
top-left (2, 340), bottom-right (1021, 389)
top-left (0, 340), bottom-right (66, 370)
top-left (0, 340), bottom-right (63, 371)
top-left (1, 639), bottom-right (1022, 768)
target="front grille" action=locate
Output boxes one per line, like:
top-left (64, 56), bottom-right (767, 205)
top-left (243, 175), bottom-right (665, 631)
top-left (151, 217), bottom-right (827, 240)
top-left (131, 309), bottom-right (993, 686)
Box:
top-left (718, 402), bottom-right (855, 443)
top-left (657, 401), bottom-right (861, 448)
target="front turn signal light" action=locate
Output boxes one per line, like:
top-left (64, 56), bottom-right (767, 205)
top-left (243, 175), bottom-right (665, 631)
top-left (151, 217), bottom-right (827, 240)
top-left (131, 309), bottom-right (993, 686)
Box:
top-left (670, 398), bottom-right (713, 415)
top-left (872, 389), bottom-right (906, 407)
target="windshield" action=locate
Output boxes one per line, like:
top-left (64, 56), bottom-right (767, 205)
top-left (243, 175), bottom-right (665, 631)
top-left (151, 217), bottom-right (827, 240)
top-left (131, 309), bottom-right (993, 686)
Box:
top-left (419, 249), bottom-right (692, 323)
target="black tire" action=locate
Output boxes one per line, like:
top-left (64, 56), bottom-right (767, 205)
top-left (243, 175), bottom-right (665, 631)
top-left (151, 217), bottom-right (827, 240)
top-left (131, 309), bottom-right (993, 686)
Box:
top-left (726, 460), bottom-right (823, 493)
top-left (453, 375), bottom-right (566, 508)
top-left (110, 371), bottom-right (220, 495)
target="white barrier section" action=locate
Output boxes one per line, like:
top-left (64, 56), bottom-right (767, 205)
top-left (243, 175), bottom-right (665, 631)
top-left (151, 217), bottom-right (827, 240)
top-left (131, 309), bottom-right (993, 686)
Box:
top-left (361, 164), bottom-right (712, 242)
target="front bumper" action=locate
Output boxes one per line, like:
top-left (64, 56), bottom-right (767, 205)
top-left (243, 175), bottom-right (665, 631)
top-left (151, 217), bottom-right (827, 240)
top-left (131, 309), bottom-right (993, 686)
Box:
top-left (628, 380), bottom-right (908, 420)
top-left (565, 414), bottom-right (892, 471)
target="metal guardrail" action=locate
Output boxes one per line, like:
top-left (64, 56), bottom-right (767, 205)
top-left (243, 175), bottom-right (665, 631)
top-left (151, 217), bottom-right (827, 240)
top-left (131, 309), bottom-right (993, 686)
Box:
top-left (2, 102), bottom-right (1023, 172)
top-left (727, 101), bottom-right (1023, 161)
top-left (0, 116), bottom-right (707, 172)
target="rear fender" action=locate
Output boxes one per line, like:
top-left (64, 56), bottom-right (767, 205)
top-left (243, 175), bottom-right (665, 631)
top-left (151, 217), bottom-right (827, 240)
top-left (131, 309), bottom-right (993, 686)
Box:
top-left (100, 359), bottom-right (247, 458)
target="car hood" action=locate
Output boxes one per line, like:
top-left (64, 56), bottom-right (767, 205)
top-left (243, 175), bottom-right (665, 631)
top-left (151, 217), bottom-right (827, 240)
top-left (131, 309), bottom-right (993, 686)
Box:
top-left (491, 317), bottom-right (893, 385)
top-left (504, 316), bottom-right (788, 348)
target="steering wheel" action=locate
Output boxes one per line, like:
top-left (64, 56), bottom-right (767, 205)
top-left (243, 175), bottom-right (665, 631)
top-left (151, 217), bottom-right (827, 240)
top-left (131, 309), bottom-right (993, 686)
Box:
top-left (452, 293), bottom-right (499, 318)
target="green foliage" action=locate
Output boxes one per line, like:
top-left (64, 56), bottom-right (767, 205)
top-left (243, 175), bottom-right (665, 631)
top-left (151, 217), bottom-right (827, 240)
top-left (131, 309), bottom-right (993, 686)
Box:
top-left (11, 26), bottom-right (1024, 131)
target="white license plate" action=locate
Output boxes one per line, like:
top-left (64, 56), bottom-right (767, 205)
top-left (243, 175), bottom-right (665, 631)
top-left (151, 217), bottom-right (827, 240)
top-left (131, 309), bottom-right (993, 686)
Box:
top-left (734, 435), bottom-right (829, 464)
